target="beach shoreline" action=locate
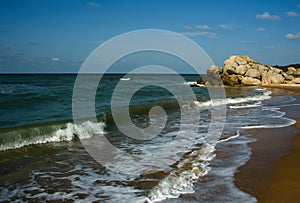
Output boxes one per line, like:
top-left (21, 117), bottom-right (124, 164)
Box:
top-left (234, 87), bottom-right (300, 202)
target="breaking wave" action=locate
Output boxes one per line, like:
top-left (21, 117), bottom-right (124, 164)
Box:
top-left (192, 89), bottom-right (271, 109)
top-left (0, 121), bottom-right (106, 151)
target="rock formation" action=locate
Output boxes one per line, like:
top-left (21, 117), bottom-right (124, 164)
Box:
top-left (202, 55), bottom-right (300, 86)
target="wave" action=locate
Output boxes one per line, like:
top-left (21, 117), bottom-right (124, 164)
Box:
top-left (229, 101), bottom-right (262, 109)
top-left (0, 83), bottom-right (47, 96)
top-left (192, 90), bottom-right (271, 108)
top-left (255, 87), bottom-right (267, 91)
top-left (239, 118), bottom-right (296, 129)
top-left (218, 131), bottom-right (240, 143)
top-left (0, 121), bottom-right (106, 151)
top-left (184, 81), bottom-right (205, 87)
top-left (146, 131), bottom-right (243, 202)
top-left (120, 77), bottom-right (131, 81)
top-left (147, 143), bottom-right (215, 202)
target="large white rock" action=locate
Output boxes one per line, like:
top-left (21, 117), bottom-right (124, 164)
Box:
top-left (256, 64), bottom-right (269, 74)
top-left (236, 65), bottom-right (248, 75)
top-left (287, 67), bottom-right (296, 75)
top-left (235, 56), bottom-right (247, 65)
top-left (241, 77), bottom-right (261, 86)
top-left (270, 73), bottom-right (285, 84)
top-left (245, 68), bottom-right (261, 79)
top-left (210, 55), bottom-right (297, 86)
top-left (224, 57), bottom-right (238, 74)
top-left (293, 78), bottom-right (300, 84)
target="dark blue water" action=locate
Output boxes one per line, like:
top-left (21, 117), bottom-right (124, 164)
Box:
top-left (0, 74), bottom-right (206, 128)
top-left (0, 74), bottom-right (76, 128)
top-left (0, 74), bottom-right (297, 202)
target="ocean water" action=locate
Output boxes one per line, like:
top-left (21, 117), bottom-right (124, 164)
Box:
top-left (0, 74), bottom-right (297, 202)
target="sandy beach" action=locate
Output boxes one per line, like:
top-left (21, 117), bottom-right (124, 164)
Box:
top-left (235, 87), bottom-right (300, 202)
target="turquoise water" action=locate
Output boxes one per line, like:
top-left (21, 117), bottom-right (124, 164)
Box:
top-left (0, 74), bottom-right (296, 202)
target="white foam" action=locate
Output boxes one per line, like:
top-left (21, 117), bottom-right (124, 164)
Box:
top-left (70, 121), bottom-right (106, 140)
top-left (120, 77), bottom-right (131, 81)
top-left (193, 90), bottom-right (271, 108)
top-left (0, 86), bottom-right (13, 94)
top-left (218, 131), bottom-right (240, 143)
top-left (229, 101), bottom-right (262, 109)
top-left (0, 121), bottom-right (106, 151)
top-left (276, 103), bottom-right (300, 108)
top-left (255, 87), bottom-right (267, 91)
top-left (147, 143), bottom-right (215, 202)
top-left (184, 81), bottom-right (205, 87)
top-left (240, 119), bottom-right (296, 129)
top-left (2, 164), bottom-right (146, 203)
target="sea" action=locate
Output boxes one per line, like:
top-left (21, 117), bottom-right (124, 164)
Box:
top-left (0, 74), bottom-right (297, 202)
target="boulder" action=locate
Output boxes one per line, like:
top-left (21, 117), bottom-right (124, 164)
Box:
top-left (269, 72), bottom-right (285, 84)
top-left (272, 67), bottom-right (281, 74)
top-left (241, 77), bottom-right (261, 86)
top-left (245, 68), bottom-right (261, 79)
top-left (196, 76), bottom-right (206, 84)
top-left (256, 64), bottom-right (269, 74)
top-left (241, 55), bottom-right (251, 61)
top-left (207, 65), bottom-right (222, 75)
top-left (291, 68), bottom-right (300, 76)
top-left (235, 56), bottom-right (247, 65)
top-left (206, 65), bottom-right (223, 86)
top-left (196, 55), bottom-right (299, 87)
top-left (221, 55), bottom-right (296, 86)
top-left (241, 55), bottom-right (256, 63)
top-left (224, 56), bottom-right (238, 74)
top-left (287, 67), bottom-right (296, 75)
top-left (236, 65), bottom-right (248, 75)
top-left (222, 73), bottom-right (240, 86)
top-left (224, 66), bottom-right (237, 75)
top-left (282, 72), bottom-right (294, 81)
top-left (293, 78), bottom-right (300, 84)
top-left (224, 56), bottom-right (238, 67)
top-left (286, 81), bottom-right (295, 84)
top-left (261, 71), bottom-right (272, 84)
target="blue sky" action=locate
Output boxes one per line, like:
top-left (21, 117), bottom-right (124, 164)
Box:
top-left (0, 0), bottom-right (299, 73)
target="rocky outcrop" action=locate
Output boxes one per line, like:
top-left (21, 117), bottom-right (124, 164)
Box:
top-left (203, 55), bottom-right (300, 86)
top-left (205, 65), bottom-right (223, 86)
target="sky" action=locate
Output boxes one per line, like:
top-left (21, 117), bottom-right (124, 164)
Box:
top-left (0, 0), bottom-right (299, 73)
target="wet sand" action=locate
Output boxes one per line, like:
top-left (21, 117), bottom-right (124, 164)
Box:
top-left (235, 88), bottom-right (300, 202)
top-left (263, 118), bottom-right (300, 202)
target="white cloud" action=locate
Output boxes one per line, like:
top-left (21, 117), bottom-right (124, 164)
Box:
top-left (87, 1), bottom-right (101, 8)
top-left (195, 25), bottom-right (212, 31)
top-left (256, 28), bottom-right (265, 31)
top-left (51, 57), bottom-right (60, 61)
top-left (286, 32), bottom-right (300, 39)
top-left (181, 31), bottom-right (220, 38)
top-left (256, 12), bottom-right (280, 20)
top-left (298, 4), bottom-right (300, 8)
top-left (219, 24), bottom-right (234, 30)
top-left (286, 11), bottom-right (299, 17)
top-left (184, 25), bottom-right (212, 31)
top-left (184, 26), bottom-right (193, 30)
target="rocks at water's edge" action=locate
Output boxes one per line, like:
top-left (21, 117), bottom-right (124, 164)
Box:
top-left (199, 55), bottom-right (300, 86)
